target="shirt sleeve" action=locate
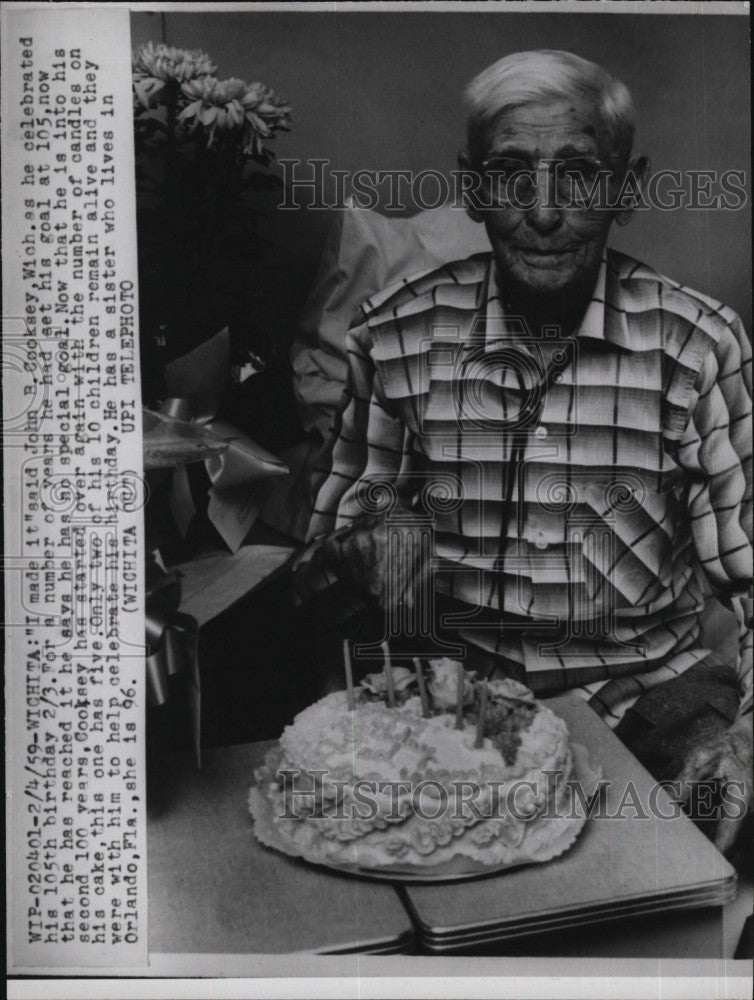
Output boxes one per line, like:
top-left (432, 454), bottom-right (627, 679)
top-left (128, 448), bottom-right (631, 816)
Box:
top-left (676, 313), bottom-right (753, 716)
top-left (306, 319), bottom-right (412, 542)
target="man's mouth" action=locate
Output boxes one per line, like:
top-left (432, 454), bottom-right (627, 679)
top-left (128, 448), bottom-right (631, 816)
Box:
top-left (514, 245), bottom-right (580, 266)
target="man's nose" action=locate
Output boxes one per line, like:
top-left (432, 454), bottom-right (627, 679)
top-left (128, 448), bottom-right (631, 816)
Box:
top-left (525, 168), bottom-right (564, 234)
top-left (526, 191), bottom-right (563, 234)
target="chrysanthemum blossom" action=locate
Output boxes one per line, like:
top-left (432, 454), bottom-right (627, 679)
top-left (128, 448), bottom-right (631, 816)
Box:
top-left (133, 41), bottom-right (216, 107)
top-left (240, 82), bottom-right (292, 156)
top-left (179, 76), bottom-right (292, 155)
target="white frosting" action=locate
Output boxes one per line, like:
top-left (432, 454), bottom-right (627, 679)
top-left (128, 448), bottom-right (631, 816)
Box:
top-left (255, 687), bottom-right (575, 869)
top-left (281, 691), bottom-right (568, 787)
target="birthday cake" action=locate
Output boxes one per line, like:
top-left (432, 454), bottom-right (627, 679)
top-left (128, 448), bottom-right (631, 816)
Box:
top-left (249, 658), bottom-right (591, 872)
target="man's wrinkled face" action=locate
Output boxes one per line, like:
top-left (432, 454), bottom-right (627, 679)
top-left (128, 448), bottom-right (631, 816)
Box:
top-left (476, 96), bottom-right (621, 299)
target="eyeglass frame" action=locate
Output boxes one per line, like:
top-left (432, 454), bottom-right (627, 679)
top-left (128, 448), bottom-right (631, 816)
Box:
top-left (476, 154), bottom-right (626, 209)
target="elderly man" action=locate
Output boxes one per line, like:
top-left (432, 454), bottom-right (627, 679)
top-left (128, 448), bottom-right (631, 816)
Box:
top-left (292, 51), bottom-right (752, 854)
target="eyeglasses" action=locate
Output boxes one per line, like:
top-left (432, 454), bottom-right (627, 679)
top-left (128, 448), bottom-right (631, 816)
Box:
top-left (478, 156), bottom-right (612, 208)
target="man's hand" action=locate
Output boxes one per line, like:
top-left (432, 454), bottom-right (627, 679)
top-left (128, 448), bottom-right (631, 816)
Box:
top-left (676, 713), bottom-right (752, 856)
top-left (289, 500), bottom-right (433, 623)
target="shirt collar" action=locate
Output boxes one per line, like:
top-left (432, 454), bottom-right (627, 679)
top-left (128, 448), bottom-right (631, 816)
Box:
top-left (485, 250), bottom-right (633, 352)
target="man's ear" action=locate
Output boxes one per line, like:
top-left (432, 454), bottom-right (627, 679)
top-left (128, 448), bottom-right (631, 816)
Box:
top-left (614, 153), bottom-right (650, 227)
top-left (458, 150), bottom-right (484, 223)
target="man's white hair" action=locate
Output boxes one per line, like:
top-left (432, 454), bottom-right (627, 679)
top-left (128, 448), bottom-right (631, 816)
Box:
top-left (465, 50), bottom-right (635, 165)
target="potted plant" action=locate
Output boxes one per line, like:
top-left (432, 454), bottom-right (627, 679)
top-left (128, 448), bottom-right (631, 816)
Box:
top-left (132, 42), bottom-right (292, 404)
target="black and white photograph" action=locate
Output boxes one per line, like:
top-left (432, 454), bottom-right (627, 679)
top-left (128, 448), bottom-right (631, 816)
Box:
top-left (3, 2), bottom-right (752, 997)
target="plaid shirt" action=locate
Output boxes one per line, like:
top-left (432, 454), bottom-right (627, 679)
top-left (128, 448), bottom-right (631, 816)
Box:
top-left (307, 249), bottom-right (752, 725)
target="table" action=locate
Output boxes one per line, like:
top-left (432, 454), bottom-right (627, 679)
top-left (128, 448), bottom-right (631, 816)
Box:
top-left (400, 695), bottom-right (748, 956)
top-left (147, 740), bottom-right (415, 956)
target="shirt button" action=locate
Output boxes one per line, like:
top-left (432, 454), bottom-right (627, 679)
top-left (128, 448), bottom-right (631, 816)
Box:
top-left (535, 532), bottom-right (548, 550)
top-left (534, 425), bottom-right (548, 439)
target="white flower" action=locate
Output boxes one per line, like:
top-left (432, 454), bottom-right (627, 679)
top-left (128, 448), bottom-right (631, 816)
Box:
top-left (427, 658), bottom-right (475, 710)
top-left (179, 77), bottom-right (291, 154)
top-left (132, 41), bottom-right (216, 107)
top-left (240, 82), bottom-right (292, 157)
top-left (179, 77), bottom-right (245, 142)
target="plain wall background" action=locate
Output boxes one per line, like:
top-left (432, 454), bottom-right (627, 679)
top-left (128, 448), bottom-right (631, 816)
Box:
top-left (131, 10), bottom-right (751, 344)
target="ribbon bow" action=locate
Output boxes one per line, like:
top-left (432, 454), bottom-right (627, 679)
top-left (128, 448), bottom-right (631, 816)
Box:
top-left (145, 551), bottom-right (202, 765)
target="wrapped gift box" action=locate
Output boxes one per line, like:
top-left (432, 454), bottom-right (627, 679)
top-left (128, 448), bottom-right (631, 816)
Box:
top-left (147, 542), bottom-right (324, 763)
